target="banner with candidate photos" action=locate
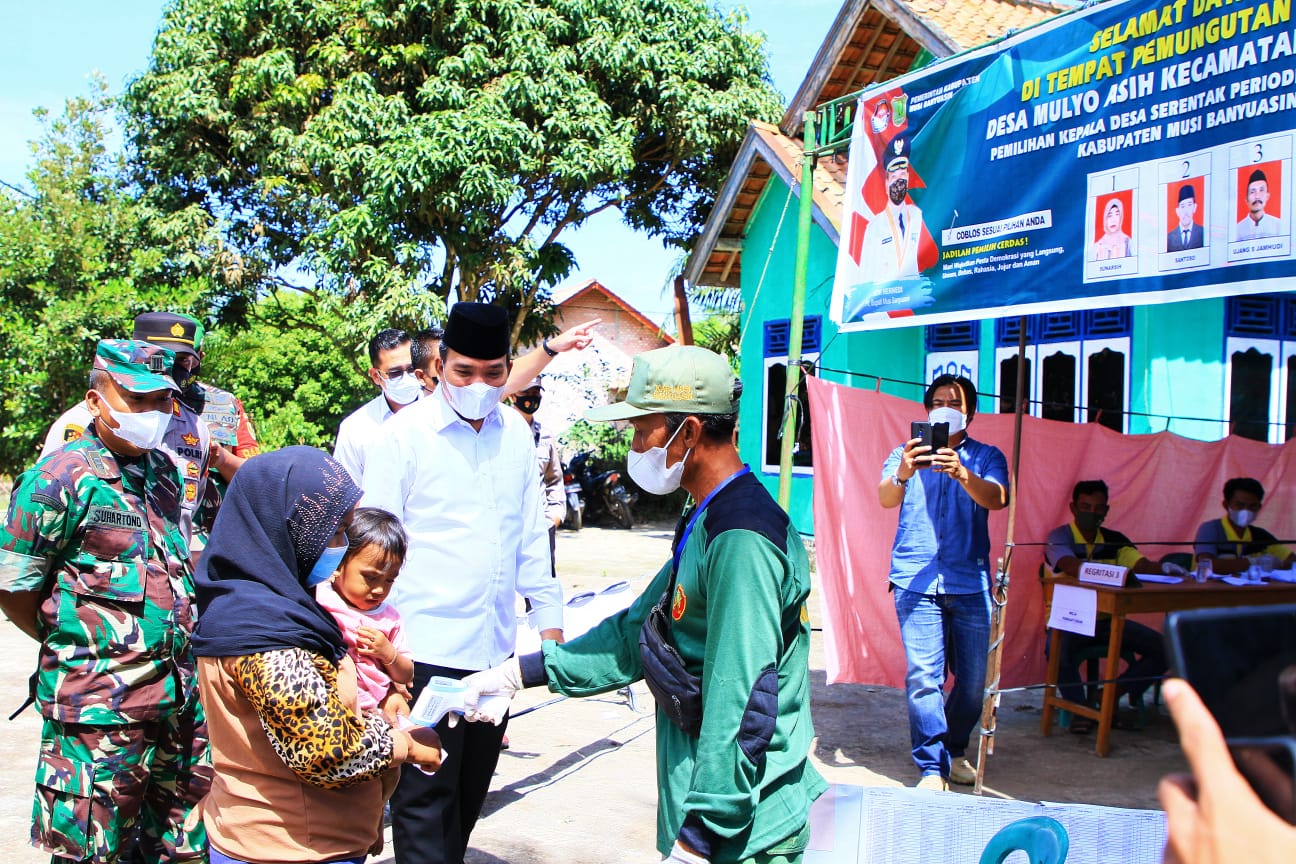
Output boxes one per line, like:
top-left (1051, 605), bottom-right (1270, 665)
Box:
top-left (831, 0), bottom-right (1296, 331)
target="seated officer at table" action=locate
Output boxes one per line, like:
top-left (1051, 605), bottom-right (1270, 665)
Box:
top-left (1194, 477), bottom-right (1295, 575)
top-left (1044, 479), bottom-right (1171, 733)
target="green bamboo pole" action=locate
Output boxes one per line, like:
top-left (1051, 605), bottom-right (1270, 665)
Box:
top-left (778, 110), bottom-right (818, 510)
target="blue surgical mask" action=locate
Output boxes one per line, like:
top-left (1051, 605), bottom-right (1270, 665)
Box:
top-left (306, 542), bottom-right (347, 587)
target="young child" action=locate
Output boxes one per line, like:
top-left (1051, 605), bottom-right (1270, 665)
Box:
top-left (315, 506), bottom-right (415, 716)
top-left (315, 506), bottom-right (416, 855)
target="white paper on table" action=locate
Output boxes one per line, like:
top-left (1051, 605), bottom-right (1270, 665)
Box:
top-left (1078, 561), bottom-right (1127, 586)
top-left (1221, 575), bottom-right (1259, 586)
top-left (1136, 573), bottom-right (1184, 584)
top-left (1267, 569), bottom-right (1296, 583)
top-left (1048, 584), bottom-right (1098, 636)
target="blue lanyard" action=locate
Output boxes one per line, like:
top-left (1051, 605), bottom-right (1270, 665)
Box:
top-left (672, 466), bottom-right (751, 574)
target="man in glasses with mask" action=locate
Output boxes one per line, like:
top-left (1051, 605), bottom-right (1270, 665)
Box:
top-left (334, 328), bottom-right (421, 482)
top-left (1043, 479), bottom-right (1171, 733)
top-left (877, 373), bottom-right (1007, 790)
top-left (0, 340), bottom-right (212, 864)
top-left (361, 302), bottom-right (564, 864)
top-left (455, 345), bottom-right (826, 864)
top-left (1194, 477), bottom-right (1295, 575)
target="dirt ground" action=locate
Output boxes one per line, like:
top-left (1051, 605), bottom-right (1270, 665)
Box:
top-left (0, 520), bottom-right (1183, 863)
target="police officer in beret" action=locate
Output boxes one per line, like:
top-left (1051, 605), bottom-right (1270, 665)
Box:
top-left (0, 340), bottom-right (212, 864)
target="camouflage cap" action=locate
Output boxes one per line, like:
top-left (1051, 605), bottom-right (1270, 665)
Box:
top-left (132, 311), bottom-right (201, 358)
top-left (585, 345), bottom-right (736, 422)
top-left (93, 339), bottom-right (181, 394)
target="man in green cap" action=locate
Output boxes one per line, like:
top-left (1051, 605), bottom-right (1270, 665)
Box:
top-left (41, 312), bottom-right (237, 547)
top-left (0, 339), bottom-right (212, 864)
top-left (458, 345), bottom-right (826, 864)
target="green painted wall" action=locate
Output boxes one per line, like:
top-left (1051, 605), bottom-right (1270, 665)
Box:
top-left (739, 176), bottom-right (1242, 537)
top-left (1132, 298), bottom-right (1226, 439)
top-left (740, 173), bottom-right (924, 535)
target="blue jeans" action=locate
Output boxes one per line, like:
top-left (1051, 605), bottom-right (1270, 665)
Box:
top-left (893, 586), bottom-right (992, 777)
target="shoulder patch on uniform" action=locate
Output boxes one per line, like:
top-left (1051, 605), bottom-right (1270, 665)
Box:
top-left (61, 424), bottom-right (85, 443)
top-left (85, 449), bottom-right (115, 479)
top-left (671, 584), bottom-right (687, 620)
top-left (29, 490), bottom-right (66, 512)
top-left (87, 506), bottom-right (145, 531)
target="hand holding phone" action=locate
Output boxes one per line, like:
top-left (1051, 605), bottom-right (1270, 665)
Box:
top-left (910, 421), bottom-right (950, 469)
top-left (1165, 606), bottom-right (1296, 824)
top-left (1160, 678), bottom-right (1296, 862)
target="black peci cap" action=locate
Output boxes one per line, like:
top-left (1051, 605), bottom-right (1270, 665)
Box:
top-left (443, 302), bottom-right (510, 360)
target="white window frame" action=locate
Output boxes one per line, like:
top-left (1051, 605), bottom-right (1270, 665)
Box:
top-left (1224, 336), bottom-right (1281, 443)
top-left (926, 351), bottom-right (979, 386)
top-left (761, 353), bottom-right (820, 476)
top-left (1082, 336), bottom-right (1132, 434)
top-left (995, 344), bottom-right (1037, 416)
top-left (1034, 340), bottom-right (1082, 424)
top-left (1282, 341), bottom-right (1296, 441)
top-left (996, 336), bottom-right (1131, 431)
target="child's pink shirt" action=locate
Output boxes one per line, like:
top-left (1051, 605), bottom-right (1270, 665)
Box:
top-left (316, 580), bottom-right (412, 711)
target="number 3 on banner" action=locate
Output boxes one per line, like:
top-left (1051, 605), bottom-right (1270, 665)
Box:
top-left (1255, 143), bottom-right (1264, 162)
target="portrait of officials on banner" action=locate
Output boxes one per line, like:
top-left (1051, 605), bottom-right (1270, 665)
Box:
top-left (1233, 160), bottom-right (1285, 242)
top-left (1166, 180), bottom-right (1205, 252)
top-left (1090, 191), bottom-right (1134, 261)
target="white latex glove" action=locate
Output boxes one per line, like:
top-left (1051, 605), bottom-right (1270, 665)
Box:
top-left (666, 841), bottom-right (710, 864)
top-left (1163, 561), bottom-right (1189, 577)
top-left (461, 658), bottom-right (523, 725)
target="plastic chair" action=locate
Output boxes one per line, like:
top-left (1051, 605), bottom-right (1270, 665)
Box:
top-left (979, 816), bottom-right (1069, 864)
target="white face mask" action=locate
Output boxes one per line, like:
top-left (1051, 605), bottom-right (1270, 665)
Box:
top-left (627, 423), bottom-right (690, 496)
top-left (1229, 508), bottom-right (1256, 528)
top-left (442, 380), bottom-right (503, 421)
top-left (100, 403), bottom-right (170, 451)
top-left (928, 406), bottom-right (966, 435)
top-left (383, 373), bottom-right (421, 406)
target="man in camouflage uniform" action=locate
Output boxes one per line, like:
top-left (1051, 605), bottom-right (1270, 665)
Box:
top-left (0, 340), bottom-right (212, 864)
top-left (41, 312), bottom-right (243, 548)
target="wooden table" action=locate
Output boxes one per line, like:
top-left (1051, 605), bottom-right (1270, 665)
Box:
top-left (1040, 577), bottom-right (1296, 755)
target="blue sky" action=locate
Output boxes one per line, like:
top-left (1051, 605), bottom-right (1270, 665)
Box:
top-left (0, 1), bottom-right (838, 324)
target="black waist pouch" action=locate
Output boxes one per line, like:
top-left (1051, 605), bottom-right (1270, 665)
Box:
top-left (639, 598), bottom-right (703, 736)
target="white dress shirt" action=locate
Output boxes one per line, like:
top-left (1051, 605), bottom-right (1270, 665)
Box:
top-left (360, 387), bottom-right (562, 670)
top-left (333, 393), bottom-right (395, 483)
top-left (1236, 212), bottom-right (1285, 241)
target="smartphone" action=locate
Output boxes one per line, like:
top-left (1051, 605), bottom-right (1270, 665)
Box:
top-left (1165, 605), bottom-right (1296, 823)
top-left (909, 420), bottom-right (950, 452)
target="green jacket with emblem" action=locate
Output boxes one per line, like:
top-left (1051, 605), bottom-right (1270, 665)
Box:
top-left (521, 471), bottom-right (825, 862)
top-left (0, 425), bottom-right (199, 725)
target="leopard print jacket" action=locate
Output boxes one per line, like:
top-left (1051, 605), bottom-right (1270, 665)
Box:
top-left (232, 648), bottom-right (397, 790)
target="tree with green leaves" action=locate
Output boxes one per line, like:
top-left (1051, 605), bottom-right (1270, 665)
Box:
top-left (125, 0), bottom-right (781, 342)
top-left (202, 293), bottom-right (375, 449)
top-left (0, 80), bottom-right (220, 477)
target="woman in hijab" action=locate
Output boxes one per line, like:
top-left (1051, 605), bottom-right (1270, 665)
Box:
top-left (192, 447), bottom-right (441, 864)
top-left (1092, 197), bottom-right (1132, 260)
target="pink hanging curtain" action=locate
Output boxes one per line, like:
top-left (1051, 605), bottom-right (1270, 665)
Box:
top-left (807, 376), bottom-right (1296, 687)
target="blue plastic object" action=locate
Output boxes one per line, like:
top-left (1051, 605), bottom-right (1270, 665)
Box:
top-left (979, 816), bottom-right (1070, 864)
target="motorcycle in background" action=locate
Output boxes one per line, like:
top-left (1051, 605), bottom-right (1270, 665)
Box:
top-left (562, 461), bottom-right (585, 531)
top-left (563, 451), bottom-right (636, 529)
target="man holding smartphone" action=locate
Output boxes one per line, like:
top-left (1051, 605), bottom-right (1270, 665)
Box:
top-left (877, 374), bottom-right (1008, 790)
